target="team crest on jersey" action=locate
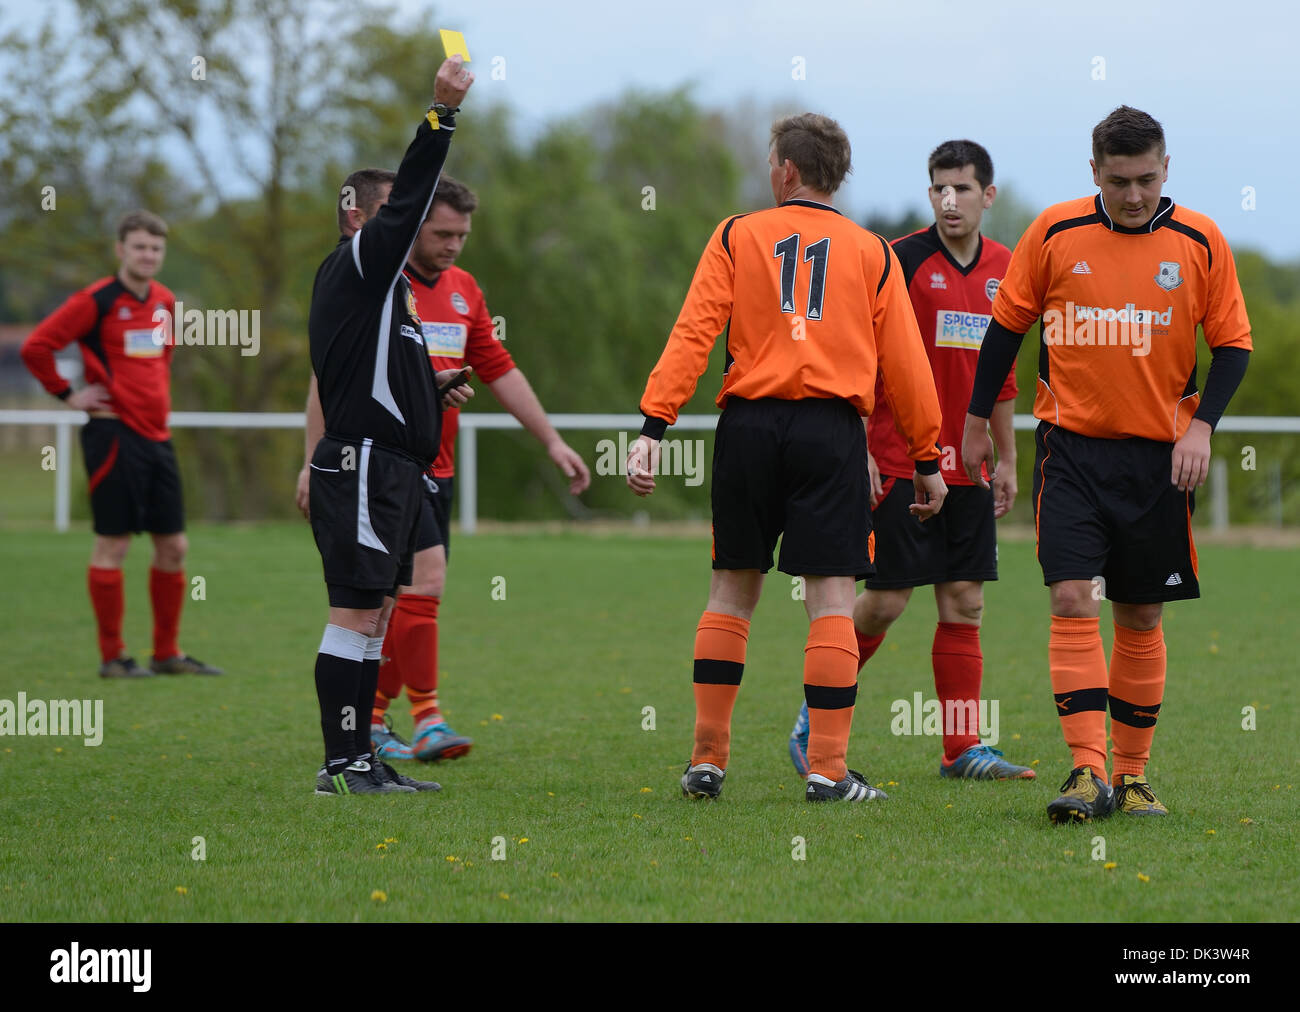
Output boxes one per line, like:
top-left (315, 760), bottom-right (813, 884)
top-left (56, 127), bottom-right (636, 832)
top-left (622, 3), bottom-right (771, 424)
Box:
top-left (118, 306), bottom-right (132, 319)
top-left (984, 278), bottom-right (1000, 301)
top-left (403, 283), bottom-right (422, 325)
top-left (930, 272), bottom-right (947, 289)
top-left (1154, 261), bottom-right (1183, 291)
top-left (450, 292), bottom-right (470, 315)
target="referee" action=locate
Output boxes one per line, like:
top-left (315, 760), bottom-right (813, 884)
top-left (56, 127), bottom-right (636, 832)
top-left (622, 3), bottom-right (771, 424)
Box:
top-left (308, 57), bottom-right (473, 796)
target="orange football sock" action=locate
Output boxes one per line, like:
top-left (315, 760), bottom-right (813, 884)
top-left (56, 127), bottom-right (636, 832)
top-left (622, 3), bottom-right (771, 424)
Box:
top-left (804, 615), bottom-right (859, 782)
top-left (690, 611), bottom-right (749, 770)
top-left (149, 567), bottom-right (185, 660)
top-left (88, 566), bottom-right (125, 662)
top-left (1050, 615), bottom-right (1109, 777)
top-left (1108, 622), bottom-right (1166, 781)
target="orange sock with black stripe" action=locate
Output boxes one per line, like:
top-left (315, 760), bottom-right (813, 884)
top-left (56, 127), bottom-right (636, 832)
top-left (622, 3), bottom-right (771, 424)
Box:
top-left (804, 615), bottom-right (859, 782)
top-left (1108, 622), bottom-right (1166, 781)
top-left (691, 611), bottom-right (749, 770)
top-left (1050, 615), bottom-right (1109, 776)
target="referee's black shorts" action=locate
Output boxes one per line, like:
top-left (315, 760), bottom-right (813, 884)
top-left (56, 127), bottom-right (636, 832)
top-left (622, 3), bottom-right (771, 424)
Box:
top-left (81, 418), bottom-right (185, 536)
top-left (1032, 421), bottom-right (1199, 604)
top-left (414, 474), bottom-right (455, 558)
top-left (309, 436), bottom-right (423, 609)
top-left (866, 478), bottom-right (997, 589)
top-left (711, 396), bottom-right (873, 578)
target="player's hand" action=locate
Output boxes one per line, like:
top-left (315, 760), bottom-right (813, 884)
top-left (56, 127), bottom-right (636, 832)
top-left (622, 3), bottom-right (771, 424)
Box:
top-left (434, 55), bottom-right (474, 109)
top-left (910, 469), bottom-right (948, 521)
top-left (66, 384), bottom-right (112, 412)
top-left (867, 451), bottom-right (884, 509)
top-left (626, 435), bottom-right (660, 497)
top-left (992, 459), bottom-right (1018, 518)
top-left (1172, 418), bottom-right (1212, 492)
top-left (961, 412), bottom-right (995, 489)
top-left (436, 367), bottom-right (474, 409)
top-left (295, 464), bottom-right (311, 520)
top-left (548, 438), bottom-right (591, 496)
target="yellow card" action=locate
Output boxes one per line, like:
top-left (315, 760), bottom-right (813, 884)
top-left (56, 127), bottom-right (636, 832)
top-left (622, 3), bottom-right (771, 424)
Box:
top-left (439, 30), bottom-right (471, 64)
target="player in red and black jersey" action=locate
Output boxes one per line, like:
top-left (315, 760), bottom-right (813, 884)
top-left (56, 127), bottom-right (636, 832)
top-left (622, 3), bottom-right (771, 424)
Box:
top-left (962, 107), bottom-right (1252, 822)
top-left (296, 175), bottom-right (590, 767)
top-left (785, 140), bottom-right (1035, 781)
top-left (21, 210), bottom-right (221, 679)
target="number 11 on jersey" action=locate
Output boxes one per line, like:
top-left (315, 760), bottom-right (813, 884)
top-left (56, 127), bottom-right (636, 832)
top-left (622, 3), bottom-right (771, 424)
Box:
top-left (774, 233), bottom-right (830, 320)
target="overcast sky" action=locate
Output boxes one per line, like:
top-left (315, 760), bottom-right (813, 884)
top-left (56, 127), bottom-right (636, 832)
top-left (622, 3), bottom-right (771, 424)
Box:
top-left (415, 0), bottom-right (1298, 260)
top-left (4, 0), bottom-right (1295, 259)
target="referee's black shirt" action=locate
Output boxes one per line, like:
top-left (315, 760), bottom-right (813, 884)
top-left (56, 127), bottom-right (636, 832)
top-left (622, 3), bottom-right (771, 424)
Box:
top-left (309, 114), bottom-right (456, 465)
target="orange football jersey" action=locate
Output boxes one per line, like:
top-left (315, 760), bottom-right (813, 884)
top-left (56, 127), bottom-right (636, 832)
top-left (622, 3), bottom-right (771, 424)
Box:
top-left (640, 199), bottom-right (940, 463)
top-left (994, 194), bottom-right (1252, 442)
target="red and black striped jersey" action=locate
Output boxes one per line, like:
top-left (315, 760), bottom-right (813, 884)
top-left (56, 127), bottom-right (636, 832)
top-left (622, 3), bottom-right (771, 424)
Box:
top-left (21, 277), bottom-right (176, 441)
top-left (870, 227), bottom-right (1016, 485)
top-left (405, 264), bottom-right (516, 478)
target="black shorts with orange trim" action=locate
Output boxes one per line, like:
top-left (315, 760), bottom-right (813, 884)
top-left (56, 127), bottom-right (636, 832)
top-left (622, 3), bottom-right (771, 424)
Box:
top-left (80, 418), bottom-right (185, 536)
top-left (710, 396), bottom-right (873, 578)
top-left (1032, 421), bottom-right (1199, 604)
top-left (865, 479), bottom-right (997, 589)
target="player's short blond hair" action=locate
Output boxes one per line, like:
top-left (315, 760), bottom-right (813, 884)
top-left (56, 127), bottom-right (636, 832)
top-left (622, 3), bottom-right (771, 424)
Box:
top-left (117, 210), bottom-right (168, 242)
top-left (770, 114), bottom-right (852, 195)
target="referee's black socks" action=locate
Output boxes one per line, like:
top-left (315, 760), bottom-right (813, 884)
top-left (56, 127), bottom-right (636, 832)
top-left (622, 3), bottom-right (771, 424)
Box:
top-left (316, 625), bottom-right (369, 774)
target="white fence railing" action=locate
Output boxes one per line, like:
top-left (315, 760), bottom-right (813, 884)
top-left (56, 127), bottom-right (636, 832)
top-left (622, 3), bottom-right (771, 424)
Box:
top-left (1, 409), bottom-right (1297, 533)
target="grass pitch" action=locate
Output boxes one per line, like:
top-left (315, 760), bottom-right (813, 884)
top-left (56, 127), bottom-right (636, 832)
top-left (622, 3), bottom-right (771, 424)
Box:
top-left (1, 525), bottom-right (1296, 922)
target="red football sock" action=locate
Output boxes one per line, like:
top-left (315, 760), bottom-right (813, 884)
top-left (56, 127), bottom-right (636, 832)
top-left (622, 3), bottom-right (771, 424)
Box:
top-left (933, 621), bottom-right (983, 762)
top-left (372, 628), bottom-right (403, 726)
top-left (854, 628), bottom-right (885, 673)
top-left (387, 595), bottom-right (441, 726)
top-left (88, 566), bottom-right (125, 662)
top-left (149, 567), bottom-right (185, 660)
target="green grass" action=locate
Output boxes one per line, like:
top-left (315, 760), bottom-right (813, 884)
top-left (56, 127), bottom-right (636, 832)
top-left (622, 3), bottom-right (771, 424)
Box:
top-left (1, 525), bottom-right (1296, 921)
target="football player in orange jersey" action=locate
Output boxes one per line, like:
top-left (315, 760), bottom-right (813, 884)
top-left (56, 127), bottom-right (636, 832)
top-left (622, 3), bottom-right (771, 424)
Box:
top-left (629, 113), bottom-right (945, 803)
top-left (962, 106), bottom-right (1252, 822)
top-left (785, 139), bottom-right (1036, 782)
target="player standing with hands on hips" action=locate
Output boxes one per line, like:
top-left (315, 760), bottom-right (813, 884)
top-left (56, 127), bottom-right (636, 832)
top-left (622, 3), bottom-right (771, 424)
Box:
top-left (629, 113), bottom-right (945, 804)
top-left (306, 56), bottom-right (474, 796)
top-left (962, 106), bottom-right (1252, 823)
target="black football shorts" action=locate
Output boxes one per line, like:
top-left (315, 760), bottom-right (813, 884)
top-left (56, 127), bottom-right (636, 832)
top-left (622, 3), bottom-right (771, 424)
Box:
top-left (309, 436), bottom-right (423, 609)
top-left (866, 479), bottom-right (997, 589)
top-left (81, 418), bottom-right (185, 536)
top-left (1032, 421), bottom-right (1199, 604)
top-left (710, 396), bottom-right (873, 578)
top-left (414, 474), bottom-right (455, 557)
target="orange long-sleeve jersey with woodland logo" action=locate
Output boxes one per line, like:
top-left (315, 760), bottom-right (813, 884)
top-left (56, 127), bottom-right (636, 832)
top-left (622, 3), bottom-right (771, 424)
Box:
top-left (639, 199), bottom-right (941, 463)
top-left (993, 194), bottom-right (1252, 442)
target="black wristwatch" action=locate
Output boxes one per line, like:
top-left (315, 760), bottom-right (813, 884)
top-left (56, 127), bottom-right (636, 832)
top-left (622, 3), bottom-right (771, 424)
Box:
top-left (430, 103), bottom-right (459, 119)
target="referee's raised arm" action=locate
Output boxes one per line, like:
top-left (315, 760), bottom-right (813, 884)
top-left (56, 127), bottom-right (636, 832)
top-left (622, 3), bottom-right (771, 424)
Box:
top-left (351, 56), bottom-right (475, 291)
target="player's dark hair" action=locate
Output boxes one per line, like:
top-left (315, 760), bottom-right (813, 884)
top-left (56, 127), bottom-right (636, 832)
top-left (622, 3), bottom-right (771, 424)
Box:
top-left (770, 113), bottom-right (852, 195)
top-left (117, 210), bottom-right (167, 242)
top-left (337, 168), bottom-right (397, 234)
top-left (432, 174), bottom-right (478, 215)
top-left (1092, 106), bottom-right (1165, 165)
top-left (928, 140), bottom-right (994, 190)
